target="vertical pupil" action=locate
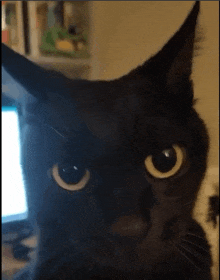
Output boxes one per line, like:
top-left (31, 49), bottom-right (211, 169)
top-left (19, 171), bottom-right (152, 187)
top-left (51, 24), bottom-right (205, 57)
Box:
top-left (152, 148), bottom-right (177, 173)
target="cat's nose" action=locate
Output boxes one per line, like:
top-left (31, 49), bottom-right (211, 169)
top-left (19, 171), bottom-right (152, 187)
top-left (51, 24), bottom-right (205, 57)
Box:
top-left (110, 215), bottom-right (147, 237)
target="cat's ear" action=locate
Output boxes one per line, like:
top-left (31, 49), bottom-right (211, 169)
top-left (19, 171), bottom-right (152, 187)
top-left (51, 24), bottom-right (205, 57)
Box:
top-left (125, 2), bottom-right (200, 94)
top-left (2, 43), bottom-right (82, 136)
top-left (2, 43), bottom-right (68, 101)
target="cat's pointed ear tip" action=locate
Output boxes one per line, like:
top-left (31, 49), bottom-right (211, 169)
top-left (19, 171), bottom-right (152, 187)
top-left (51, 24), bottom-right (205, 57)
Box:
top-left (184, 1), bottom-right (200, 24)
top-left (192, 1), bottom-right (200, 14)
top-left (192, 1), bottom-right (200, 9)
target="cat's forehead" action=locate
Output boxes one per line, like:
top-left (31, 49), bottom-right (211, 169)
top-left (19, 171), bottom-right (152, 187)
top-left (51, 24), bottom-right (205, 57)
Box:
top-left (73, 78), bottom-right (186, 129)
top-left (73, 78), bottom-right (163, 121)
top-left (68, 78), bottom-right (192, 155)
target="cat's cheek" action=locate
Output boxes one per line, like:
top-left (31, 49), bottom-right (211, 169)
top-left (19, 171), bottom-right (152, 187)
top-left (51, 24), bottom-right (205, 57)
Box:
top-left (142, 168), bottom-right (191, 202)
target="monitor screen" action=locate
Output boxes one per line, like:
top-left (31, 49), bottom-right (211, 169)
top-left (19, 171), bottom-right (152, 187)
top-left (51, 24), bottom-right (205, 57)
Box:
top-left (2, 106), bottom-right (28, 224)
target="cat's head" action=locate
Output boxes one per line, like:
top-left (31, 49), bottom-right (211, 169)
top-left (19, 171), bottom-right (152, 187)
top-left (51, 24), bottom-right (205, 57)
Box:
top-left (2, 1), bottom-right (210, 276)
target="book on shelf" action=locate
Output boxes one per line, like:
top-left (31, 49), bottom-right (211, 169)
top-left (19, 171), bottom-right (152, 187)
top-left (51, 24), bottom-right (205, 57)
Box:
top-left (2, 1), bottom-right (25, 54)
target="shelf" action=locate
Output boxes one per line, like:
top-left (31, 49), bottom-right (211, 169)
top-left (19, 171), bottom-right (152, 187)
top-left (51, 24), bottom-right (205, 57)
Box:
top-left (27, 55), bottom-right (91, 66)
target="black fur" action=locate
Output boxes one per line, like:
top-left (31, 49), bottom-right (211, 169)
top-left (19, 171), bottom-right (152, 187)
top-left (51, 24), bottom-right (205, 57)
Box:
top-left (2, 2), bottom-right (212, 279)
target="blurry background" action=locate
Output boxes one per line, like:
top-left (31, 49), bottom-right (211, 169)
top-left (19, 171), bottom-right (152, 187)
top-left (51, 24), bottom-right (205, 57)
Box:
top-left (2, 1), bottom-right (218, 279)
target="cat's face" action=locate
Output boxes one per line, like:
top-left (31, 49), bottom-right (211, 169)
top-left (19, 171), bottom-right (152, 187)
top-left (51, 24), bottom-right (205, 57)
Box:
top-left (2, 2), bottom-right (211, 278)
top-left (47, 69), bottom-right (208, 272)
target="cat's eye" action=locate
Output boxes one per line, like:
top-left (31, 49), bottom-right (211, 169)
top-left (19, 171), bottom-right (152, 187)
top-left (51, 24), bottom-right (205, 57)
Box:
top-left (52, 164), bottom-right (90, 191)
top-left (144, 145), bottom-right (186, 179)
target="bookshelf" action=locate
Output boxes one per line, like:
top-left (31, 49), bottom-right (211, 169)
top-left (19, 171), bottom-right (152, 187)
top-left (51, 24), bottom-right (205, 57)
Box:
top-left (2, 1), bottom-right (91, 79)
top-left (2, 1), bottom-right (24, 55)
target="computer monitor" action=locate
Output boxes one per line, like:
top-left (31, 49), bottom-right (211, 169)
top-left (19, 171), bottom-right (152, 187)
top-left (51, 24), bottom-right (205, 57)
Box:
top-left (2, 100), bottom-right (32, 235)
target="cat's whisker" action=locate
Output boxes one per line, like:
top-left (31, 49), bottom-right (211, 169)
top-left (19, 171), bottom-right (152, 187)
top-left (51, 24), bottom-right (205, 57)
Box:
top-left (180, 238), bottom-right (210, 254)
top-left (46, 124), bottom-right (66, 138)
top-left (177, 243), bottom-right (210, 265)
top-left (183, 200), bottom-right (194, 206)
top-left (173, 243), bottom-right (202, 271)
top-left (185, 232), bottom-right (207, 242)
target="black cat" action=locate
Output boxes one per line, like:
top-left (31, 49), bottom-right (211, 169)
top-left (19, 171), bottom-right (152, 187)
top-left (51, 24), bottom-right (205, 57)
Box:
top-left (2, 2), bottom-right (212, 279)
